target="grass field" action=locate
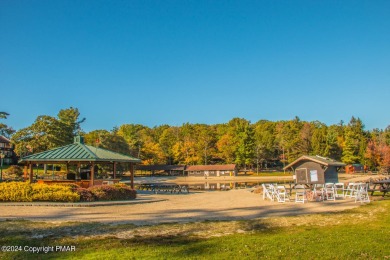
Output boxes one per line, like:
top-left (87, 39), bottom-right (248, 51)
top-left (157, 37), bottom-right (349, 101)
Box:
top-left (0, 199), bottom-right (389, 259)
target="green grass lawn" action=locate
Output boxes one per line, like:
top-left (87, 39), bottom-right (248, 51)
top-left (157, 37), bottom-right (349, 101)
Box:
top-left (0, 200), bottom-right (389, 259)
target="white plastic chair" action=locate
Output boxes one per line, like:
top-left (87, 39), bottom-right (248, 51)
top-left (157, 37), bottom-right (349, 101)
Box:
top-left (351, 183), bottom-right (362, 198)
top-left (294, 185), bottom-right (307, 203)
top-left (312, 184), bottom-right (325, 201)
top-left (355, 183), bottom-right (370, 203)
top-left (334, 183), bottom-right (345, 198)
top-left (262, 184), bottom-right (275, 201)
top-left (324, 183), bottom-right (336, 201)
top-left (344, 183), bottom-right (356, 198)
top-left (275, 185), bottom-right (287, 203)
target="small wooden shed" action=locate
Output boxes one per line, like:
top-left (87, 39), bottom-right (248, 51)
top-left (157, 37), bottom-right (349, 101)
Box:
top-left (283, 155), bottom-right (345, 184)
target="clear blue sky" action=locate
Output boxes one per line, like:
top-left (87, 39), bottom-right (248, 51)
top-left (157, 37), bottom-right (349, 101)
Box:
top-left (1, 0), bottom-right (389, 132)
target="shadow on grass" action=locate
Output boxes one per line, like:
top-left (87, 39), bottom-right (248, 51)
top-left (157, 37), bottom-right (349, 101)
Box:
top-left (128, 234), bottom-right (200, 246)
top-left (1, 230), bottom-right (212, 259)
top-left (1, 200), bottom-right (389, 259)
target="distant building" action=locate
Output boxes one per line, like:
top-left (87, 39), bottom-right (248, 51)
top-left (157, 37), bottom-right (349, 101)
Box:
top-left (0, 135), bottom-right (17, 165)
top-left (185, 164), bottom-right (237, 177)
top-left (345, 164), bottom-right (364, 174)
top-left (134, 164), bottom-right (238, 177)
top-left (136, 165), bottom-right (186, 176)
top-left (284, 155), bottom-right (345, 184)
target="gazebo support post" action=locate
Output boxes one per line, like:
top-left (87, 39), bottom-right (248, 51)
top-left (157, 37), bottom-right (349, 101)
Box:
top-left (90, 162), bottom-right (95, 187)
top-left (29, 163), bottom-right (33, 183)
top-left (77, 163), bottom-right (81, 180)
top-left (130, 163), bottom-right (134, 189)
top-left (65, 163), bottom-right (69, 178)
top-left (23, 165), bottom-right (28, 182)
top-left (113, 162), bottom-right (117, 179)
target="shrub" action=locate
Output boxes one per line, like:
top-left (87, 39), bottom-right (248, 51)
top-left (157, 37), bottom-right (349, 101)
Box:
top-left (57, 183), bottom-right (80, 191)
top-left (0, 182), bottom-right (32, 202)
top-left (75, 188), bottom-right (95, 202)
top-left (0, 182), bottom-right (136, 202)
top-left (114, 183), bottom-right (137, 200)
top-left (30, 184), bottom-right (80, 202)
top-left (90, 186), bottom-right (115, 200)
top-left (89, 184), bottom-right (137, 201)
top-left (0, 182), bottom-right (80, 202)
top-left (3, 165), bottom-right (23, 179)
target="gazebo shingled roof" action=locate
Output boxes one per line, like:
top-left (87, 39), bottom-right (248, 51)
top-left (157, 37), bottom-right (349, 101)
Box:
top-left (19, 136), bottom-right (141, 164)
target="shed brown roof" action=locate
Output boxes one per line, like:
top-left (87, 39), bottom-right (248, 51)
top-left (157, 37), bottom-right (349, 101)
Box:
top-left (284, 155), bottom-right (345, 170)
top-left (186, 164), bottom-right (236, 171)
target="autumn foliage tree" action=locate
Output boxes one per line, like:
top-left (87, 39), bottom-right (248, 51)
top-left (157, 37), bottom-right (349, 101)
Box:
top-left (365, 129), bottom-right (390, 172)
top-left (0, 111), bottom-right (14, 138)
top-left (8, 107), bottom-right (388, 171)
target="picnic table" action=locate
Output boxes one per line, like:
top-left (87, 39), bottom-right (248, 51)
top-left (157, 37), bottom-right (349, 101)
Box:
top-left (137, 183), bottom-right (189, 194)
top-left (369, 179), bottom-right (390, 197)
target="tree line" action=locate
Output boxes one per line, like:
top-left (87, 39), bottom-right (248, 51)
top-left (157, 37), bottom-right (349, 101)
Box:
top-left (2, 107), bottom-right (390, 172)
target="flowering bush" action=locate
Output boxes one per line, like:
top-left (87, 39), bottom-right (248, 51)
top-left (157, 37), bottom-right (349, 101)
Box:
top-left (31, 184), bottom-right (80, 202)
top-left (0, 182), bottom-right (32, 202)
top-left (57, 183), bottom-right (80, 191)
top-left (75, 188), bottom-right (95, 202)
top-left (89, 184), bottom-right (136, 201)
top-left (0, 182), bottom-right (79, 202)
top-left (0, 182), bottom-right (136, 202)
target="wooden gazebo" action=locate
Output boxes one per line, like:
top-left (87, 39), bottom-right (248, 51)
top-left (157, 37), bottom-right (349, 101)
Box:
top-left (19, 136), bottom-right (141, 188)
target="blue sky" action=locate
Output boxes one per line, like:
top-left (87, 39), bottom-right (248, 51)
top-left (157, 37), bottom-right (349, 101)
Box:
top-left (1, 0), bottom-right (389, 132)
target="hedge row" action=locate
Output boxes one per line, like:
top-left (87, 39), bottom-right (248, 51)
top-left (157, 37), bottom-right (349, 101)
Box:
top-left (75, 184), bottom-right (137, 202)
top-left (0, 182), bottom-right (136, 202)
top-left (0, 182), bottom-right (79, 202)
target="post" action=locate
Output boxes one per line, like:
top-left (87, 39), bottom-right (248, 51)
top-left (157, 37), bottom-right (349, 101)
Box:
top-left (77, 162), bottom-right (81, 180)
top-left (113, 162), bottom-right (117, 179)
top-left (29, 163), bottom-right (33, 183)
top-left (282, 146), bottom-right (286, 174)
top-left (90, 162), bottom-right (95, 187)
top-left (0, 152), bottom-right (4, 182)
top-left (23, 165), bottom-right (27, 181)
top-left (130, 163), bottom-right (134, 189)
top-left (65, 163), bottom-right (69, 180)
